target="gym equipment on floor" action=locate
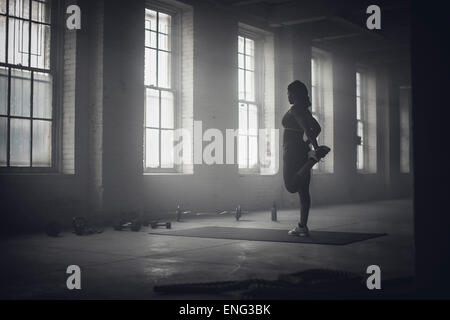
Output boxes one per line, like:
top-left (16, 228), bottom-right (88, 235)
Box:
top-left (150, 221), bottom-right (172, 229)
top-left (174, 204), bottom-right (193, 222)
top-left (217, 206), bottom-right (248, 220)
top-left (72, 216), bottom-right (104, 235)
top-left (271, 201), bottom-right (277, 221)
top-left (142, 211), bottom-right (173, 228)
top-left (114, 212), bottom-right (142, 232)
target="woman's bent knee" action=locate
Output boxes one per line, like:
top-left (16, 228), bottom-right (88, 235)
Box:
top-left (284, 182), bottom-right (298, 194)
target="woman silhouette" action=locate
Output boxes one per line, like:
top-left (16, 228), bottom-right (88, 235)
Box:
top-left (282, 80), bottom-right (330, 236)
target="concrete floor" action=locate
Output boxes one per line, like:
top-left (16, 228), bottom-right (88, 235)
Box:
top-left (0, 199), bottom-right (414, 299)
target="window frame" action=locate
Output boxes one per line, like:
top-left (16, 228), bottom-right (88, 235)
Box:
top-left (0, 0), bottom-right (61, 174)
top-left (237, 29), bottom-right (264, 175)
top-left (143, 2), bottom-right (181, 174)
top-left (356, 68), bottom-right (368, 172)
top-left (311, 50), bottom-right (325, 172)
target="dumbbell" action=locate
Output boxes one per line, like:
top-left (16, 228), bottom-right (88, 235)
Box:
top-left (72, 216), bottom-right (104, 235)
top-left (150, 221), bottom-right (171, 229)
top-left (114, 219), bottom-right (142, 231)
top-left (175, 205), bottom-right (192, 221)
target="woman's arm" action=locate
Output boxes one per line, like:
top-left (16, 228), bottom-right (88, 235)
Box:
top-left (310, 114), bottom-right (321, 137)
top-left (290, 107), bottom-right (320, 150)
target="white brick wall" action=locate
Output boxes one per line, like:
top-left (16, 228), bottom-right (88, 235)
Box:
top-left (366, 68), bottom-right (378, 173)
top-left (62, 0), bottom-right (77, 174)
top-left (180, 6), bottom-right (194, 174)
top-left (261, 32), bottom-right (277, 175)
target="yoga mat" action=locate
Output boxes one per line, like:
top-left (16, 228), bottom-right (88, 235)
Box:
top-left (149, 226), bottom-right (386, 245)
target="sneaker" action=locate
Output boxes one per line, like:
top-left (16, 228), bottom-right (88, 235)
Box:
top-left (288, 225), bottom-right (310, 237)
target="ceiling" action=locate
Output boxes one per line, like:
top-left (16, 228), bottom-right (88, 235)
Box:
top-left (214, 0), bottom-right (411, 63)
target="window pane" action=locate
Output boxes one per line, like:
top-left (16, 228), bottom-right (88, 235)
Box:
top-left (0, 117), bottom-right (6, 166)
top-left (238, 103), bottom-right (247, 132)
top-left (31, 0), bottom-right (50, 23)
top-left (8, 18), bottom-right (30, 66)
top-left (0, 16), bottom-right (5, 63)
top-left (32, 119), bottom-right (51, 166)
top-left (10, 118), bottom-right (30, 166)
top-left (238, 68), bottom-right (245, 100)
top-left (144, 48), bottom-right (156, 86)
top-left (248, 103), bottom-right (257, 136)
top-left (161, 90), bottom-right (174, 129)
top-left (311, 86), bottom-right (318, 113)
top-left (158, 51), bottom-right (171, 88)
top-left (33, 72), bottom-right (52, 119)
top-left (0, 67), bottom-right (7, 115)
top-left (145, 9), bottom-right (157, 31)
top-left (145, 88), bottom-right (159, 127)
top-left (238, 36), bottom-right (244, 54)
top-left (249, 136), bottom-right (258, 168)
top-left (145, 30), bottom-right (157, 48)
top-left (245, 38), bottom-right (254, 56)
top-left (357, 145), bottom-right (363, 170)
top-left (9, 0), bottom-right (30, 19)
top-left (1, 0), bottom-right (6, 13)
top-left (356, 96), bottom-right (361, 120)
top-left (356, 72), bottom-right (361, 96)
top-left (357, 121), bottom-right (364, 144)
top-left (158, 33), bottom-right (170, 51)
top-left (145, 128), bottom-right (159, 168)
top-left (245, 55), bottom-right (254, 71)
top-left (312, 163), bottom-right (319, 170)
top-left (30, 22), bottom-right (50, 69)
top-left (238, 53), bottom-right (244, 69)
top-left (238, 135), bottom-right (247, 168)
top-left (158, 12), bottom-right (171, 34)
top-left (10, 69), bottom-right (31, 117)
top-left (245, 70), bottom-right (254, 101)
top-left (312, 112), bottom-right (319, 123)
top-left (311, 58), bottom-right (317, 86)
top-left (161, 129), bottom-right (174, 168)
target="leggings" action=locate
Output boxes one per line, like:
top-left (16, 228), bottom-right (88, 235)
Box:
top-left (283, 143), bottom-right (311, 226)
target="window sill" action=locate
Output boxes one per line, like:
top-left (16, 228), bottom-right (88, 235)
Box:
top-left (0, 171), bottom-right (75, 176)
top-left (356, 171), bottom-right (377, 175)
top-left (143, 172), bottom-right (193, 176)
